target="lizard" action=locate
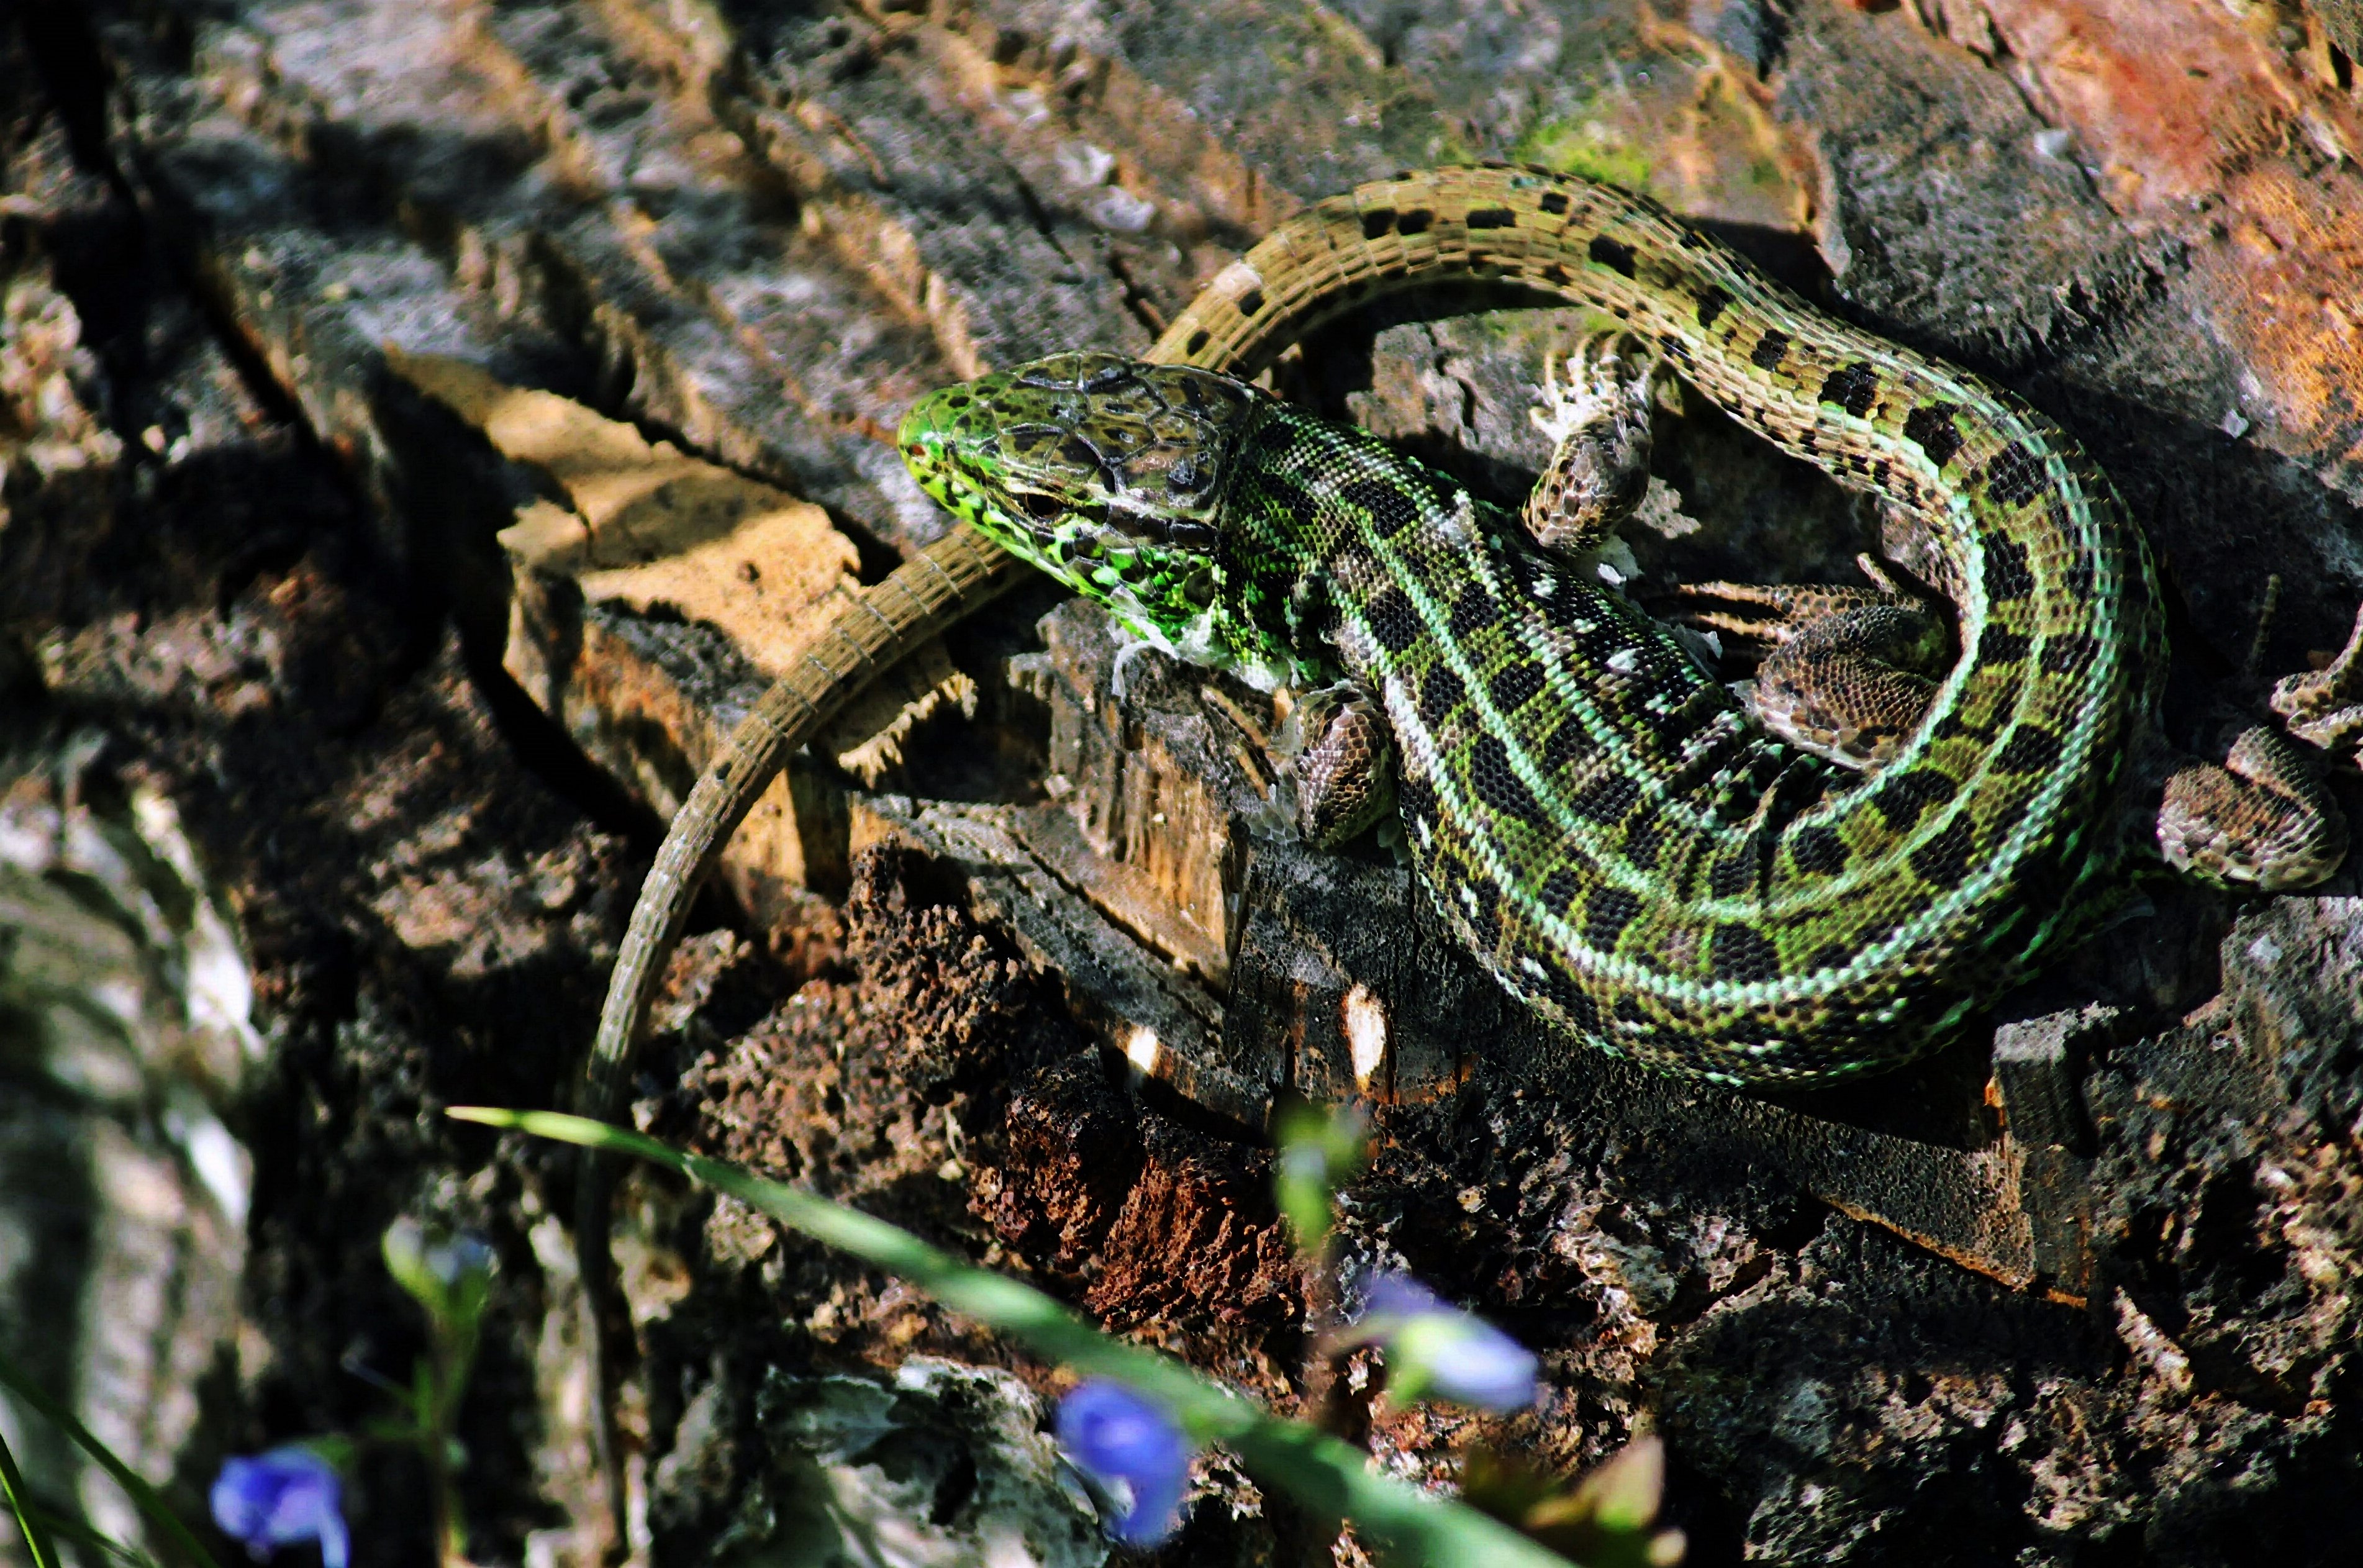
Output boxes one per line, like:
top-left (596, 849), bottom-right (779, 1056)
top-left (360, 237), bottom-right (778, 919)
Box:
top-left (889, 165), bottom-right (2348, 1084)
top-left (569, 163), bottom-right (2350, 1384)
top-left (580, 157), bottom-right (2357, 1118)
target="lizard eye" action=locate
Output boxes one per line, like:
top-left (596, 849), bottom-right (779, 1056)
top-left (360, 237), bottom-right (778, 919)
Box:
top-left (1020, 491), bottom-right (1064, 522)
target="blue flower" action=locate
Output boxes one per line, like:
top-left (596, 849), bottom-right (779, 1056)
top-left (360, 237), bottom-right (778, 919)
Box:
top-left (1353, 1273), bottom-right (1539, 1413)
top-left (209, 1446), bottom-right (348, 1568)
top-left (1055, 1381), bottom-right (1192, 1546)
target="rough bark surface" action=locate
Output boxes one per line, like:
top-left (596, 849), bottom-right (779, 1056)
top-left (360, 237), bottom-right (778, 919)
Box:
top-left (6, 2), bottom-right (2363, 1566)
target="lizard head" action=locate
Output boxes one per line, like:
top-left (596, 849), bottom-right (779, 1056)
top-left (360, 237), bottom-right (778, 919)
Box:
top-left (899, 351), bottom-right (1271, 663)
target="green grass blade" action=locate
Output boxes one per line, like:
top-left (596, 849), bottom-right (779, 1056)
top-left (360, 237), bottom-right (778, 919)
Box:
top-left (1, 1419), bottom-right (64, 1568)
top-left (452, 1105), bottom-right (1584, 1568)
top-left (0, 1350), bottom-right (224, 1568)
top-left (25, 1502), bottom-right (167, 1568)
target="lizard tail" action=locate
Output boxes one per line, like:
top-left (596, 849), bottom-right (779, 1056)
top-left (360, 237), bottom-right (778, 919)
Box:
top-left (571, 522), bottom-right (1020, 1538)
top-left (581, 523), bottom-right (1022, 1118)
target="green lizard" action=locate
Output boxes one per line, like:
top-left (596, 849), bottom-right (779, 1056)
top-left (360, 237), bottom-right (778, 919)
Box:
top-left (563, 165), bottom-right (2353, 1520)
top-left (586, 161), bottom-right (2351, 1113)
top-left (897, 168), bottom-right (2348, 1084)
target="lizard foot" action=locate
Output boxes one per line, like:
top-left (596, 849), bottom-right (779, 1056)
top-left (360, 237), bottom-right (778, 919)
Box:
top-left (2156, 725), bottom-right (2347, 890)
top-left (2152, 596), bottom-right (2363, 891)
top-left (1275, 679), bottom-right (1398, 848)
top-left (1523, 332), bottom-right (1659, 558)
top-left (2269, 599), bottom-right (2363, 761)
top-left (1655, 555), bottom-right (1950, 770)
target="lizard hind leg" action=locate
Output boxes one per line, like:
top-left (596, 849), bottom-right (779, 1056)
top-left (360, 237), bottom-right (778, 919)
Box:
top-left (1276, 680), bottom-right (1399, 847)
top-left (1523, 331), bottom-right (1660, 558)
top-left (2152, 596), bottom-right (2363, 890)
top-left (1658, 555), bottom-right (1952, 771)
top-left (2270, 599), bottom-right (2363, 761)
top-left (2157, 725), bottom-right (2348, 890)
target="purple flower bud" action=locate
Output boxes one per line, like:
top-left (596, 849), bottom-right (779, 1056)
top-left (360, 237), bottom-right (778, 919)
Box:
top-left (210, 1446), bottom-right (348, 1568)
top-left (1354, 1272), bottom-right (1539, 1413)
top-left (1055, 1381), bottom-right (1192, 1546)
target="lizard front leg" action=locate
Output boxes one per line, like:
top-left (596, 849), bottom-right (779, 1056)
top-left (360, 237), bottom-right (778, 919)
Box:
top-left (1522, 331), bottom-right (1659, 558)
top-left (1276, 681), bottom-right (1398, 847)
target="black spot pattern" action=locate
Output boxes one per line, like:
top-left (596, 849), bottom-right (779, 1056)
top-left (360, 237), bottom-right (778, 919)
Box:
top-left (1790, 825), bottom-right (1849, 876)
top-left (1540, 866), bottom-right (1583, 916)
top-left (1340, 477), bottom-right (1418, 539)
top-left (1807, 941), bottom-right (1855, 975)
top-left (1982, 537), bottom-right (2034, 603)
top-left (1539, 191), bottom-right (1571, 216)
top-left (1419, 666), bottom-right (1466, 727)
top-left (1490, 662), bottom-right (1544, 711)
top-left (1979, 627), bottom-right (2032, 663)
top-left (1448, 585), bottom-right (1499, 639)
top-left (1910, 818), bottom-right (1978, 889)
top-left (1713, 923), bottom-right (1780, 982)
top-left (1708, 842), bottom-right (1760, 899)
top-left (1467, 207), bottom-right (1516, 229)
top-left (1361, 208), bottom-right (1396, 238)
top-left (1571, 769), bottom-right (1641, 823)
top-left (1469, 736), bottom-right (1545, 823)
top-left (1749, 329), bottom-right (1790, 370)
top-left (1589, 235), bottom-right (1636, 276)
top-left (1981, 442), bottom-right (2048, 507)
top-left (1585, 885), bottom-right (1642, 949)
top-left (1820, 361), bottom-right (1881, 417)
top-left (1928, 713), bottom-right (1986, 743)
top-left (1994, 725), bottom-right (2062, 774)
top-left (1872, 769), bottom-right (1958, 831)
top-left (1543, 717), bottom-right (1587, 770)
top-left (1695, 286), bottom-right (1730, 328)
top-left (1399, 209), bottom-right (1433, 236)
top-left (1903, 402), bottom-right (1964, 468)
top-left (1262, 476), bottom-right (1320, 530)
top-left (1364, 589), bottom-right (1420, 653)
